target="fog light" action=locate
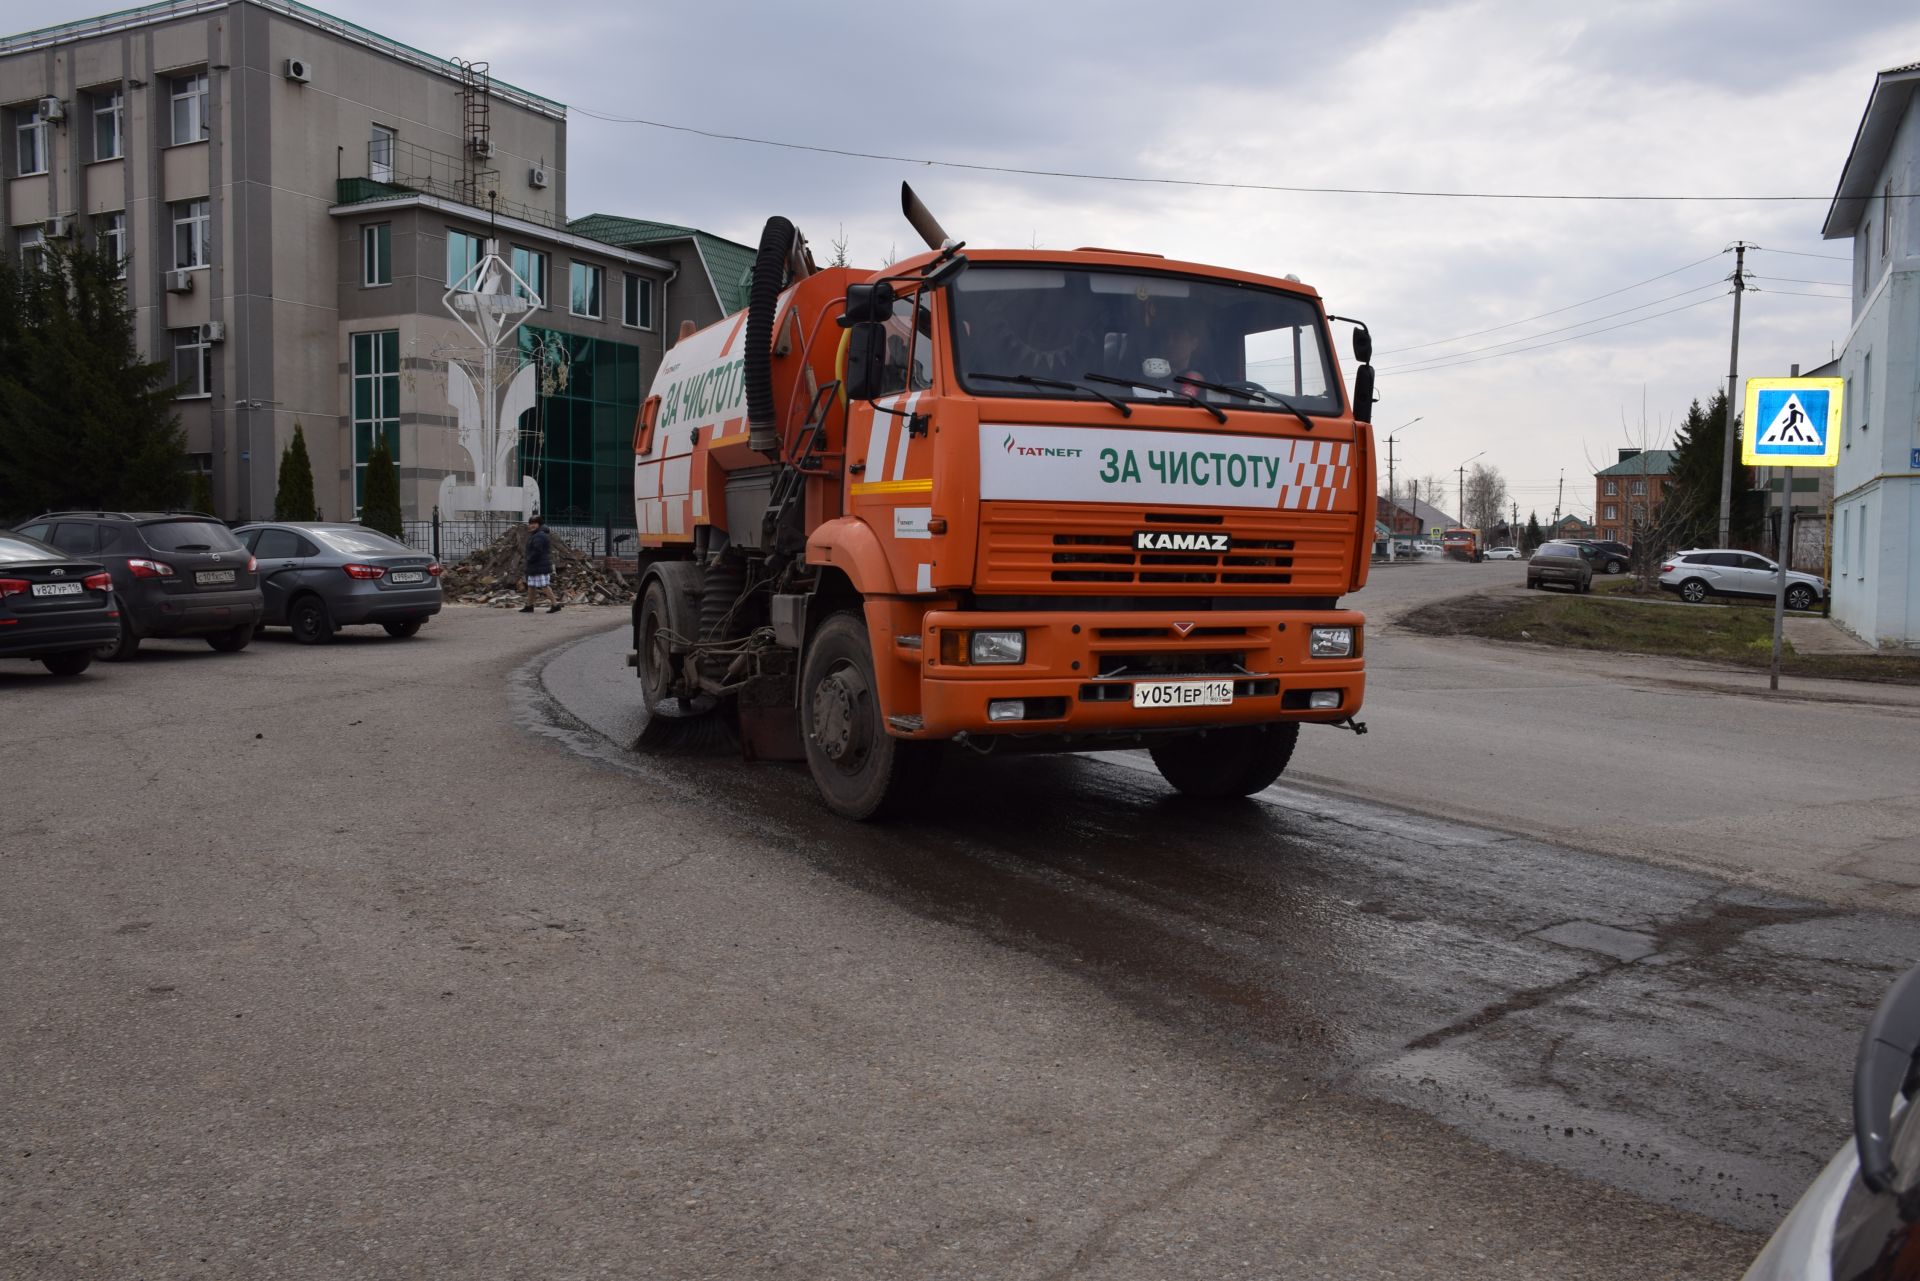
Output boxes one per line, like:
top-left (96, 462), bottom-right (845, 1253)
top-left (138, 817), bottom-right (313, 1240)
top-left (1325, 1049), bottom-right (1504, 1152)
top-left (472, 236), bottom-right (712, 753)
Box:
top-left (1308, 626), bottom-right (1353, 658)
top-left (970, 630), bottom-right (1025, 664)
top-left (988, 699), bottom-right (1025, 722)
top-left (1308, 690), bottom-right (1340, 710)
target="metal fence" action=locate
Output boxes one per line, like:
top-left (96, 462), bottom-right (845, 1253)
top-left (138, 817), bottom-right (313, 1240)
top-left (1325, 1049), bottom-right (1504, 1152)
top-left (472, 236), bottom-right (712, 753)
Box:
top-left (401, 515), bottom-right (639, 564)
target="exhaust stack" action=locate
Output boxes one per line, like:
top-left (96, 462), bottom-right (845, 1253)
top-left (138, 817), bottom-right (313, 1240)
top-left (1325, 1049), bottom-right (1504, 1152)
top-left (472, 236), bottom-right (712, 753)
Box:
top-left (901, 182), bottom-right (951, 251)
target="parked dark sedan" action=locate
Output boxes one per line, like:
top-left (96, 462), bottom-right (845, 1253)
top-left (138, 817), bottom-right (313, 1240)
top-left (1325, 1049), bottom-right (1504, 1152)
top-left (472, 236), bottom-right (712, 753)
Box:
top-left (0, 531), bottom-right (119, 677)
top-left (1526, 541), bottom-right (1594, 592)
top-left (1573, 539), bottom-right (1634, 574)
top-left (12, 511), bottom-right (262, 659)
top-left (232, 522), bottom-right (442, 643)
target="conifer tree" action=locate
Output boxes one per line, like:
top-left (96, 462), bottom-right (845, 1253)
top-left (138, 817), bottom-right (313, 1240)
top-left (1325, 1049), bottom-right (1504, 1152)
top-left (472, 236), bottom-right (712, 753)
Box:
top-left (1665, 392), bottom-right (1763, 547)
top-left (1524, 512), bottom-right (1543, 552)
top-left (274, 423), bottom-right (317, 521)
top-left (187, 470), bottom-right (213, 514)
top-left (360, 436), bottom-right (403, 536)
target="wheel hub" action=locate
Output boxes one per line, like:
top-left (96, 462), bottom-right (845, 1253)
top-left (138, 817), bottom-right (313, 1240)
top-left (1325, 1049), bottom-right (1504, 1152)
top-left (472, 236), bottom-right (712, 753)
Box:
top-left (811, 668), bottom-right (866, 764)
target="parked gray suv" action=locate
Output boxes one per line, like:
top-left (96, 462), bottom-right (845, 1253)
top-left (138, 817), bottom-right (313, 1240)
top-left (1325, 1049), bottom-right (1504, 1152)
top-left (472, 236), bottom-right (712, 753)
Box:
top-left (233, 522), bottom-right (442, 643)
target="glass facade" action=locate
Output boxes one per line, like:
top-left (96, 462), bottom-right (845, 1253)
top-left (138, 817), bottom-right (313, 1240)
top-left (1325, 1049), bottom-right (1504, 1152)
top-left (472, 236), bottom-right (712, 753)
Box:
top-left (351, 330), bottom-right (400, 507)
top-left (517, 326), bottom-right (641, 526)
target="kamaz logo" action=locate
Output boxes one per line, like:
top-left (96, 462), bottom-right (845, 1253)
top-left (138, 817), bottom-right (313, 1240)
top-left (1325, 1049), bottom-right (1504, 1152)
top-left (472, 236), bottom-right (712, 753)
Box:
top-left (1134, 530), bottom-right (1231, 553)
top-left (1002, 433), bottom-right (1083, 459)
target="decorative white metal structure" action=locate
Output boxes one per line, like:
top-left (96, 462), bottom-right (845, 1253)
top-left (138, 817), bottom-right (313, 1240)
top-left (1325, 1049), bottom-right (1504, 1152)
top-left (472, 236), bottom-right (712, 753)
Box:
top-left (436, 241), bottom-right (543, 519)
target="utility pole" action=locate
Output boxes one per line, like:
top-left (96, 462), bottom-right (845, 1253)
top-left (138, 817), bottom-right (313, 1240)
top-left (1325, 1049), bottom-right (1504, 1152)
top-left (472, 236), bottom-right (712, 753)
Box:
top-left (1459, 464), bottom-right (1467, 529)
top-left (1718, 241), bottom-right (1750, 547)
top-left (1553, 469), bottom-right (1563, 526)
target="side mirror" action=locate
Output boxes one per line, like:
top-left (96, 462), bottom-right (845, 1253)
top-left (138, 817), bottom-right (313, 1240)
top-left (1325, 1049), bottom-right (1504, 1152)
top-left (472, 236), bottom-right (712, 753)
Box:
top-left (1352, 365), bottom-right (1375, 424)
top-left (1352, 327), bottom-right (1373, 364)
top-left (843, 321), bottom-right (887, 401)
top-left (841, 281), bottom-right (896, 326)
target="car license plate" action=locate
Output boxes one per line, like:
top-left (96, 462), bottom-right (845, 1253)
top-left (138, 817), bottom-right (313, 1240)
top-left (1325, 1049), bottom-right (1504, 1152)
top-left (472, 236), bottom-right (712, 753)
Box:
top-left (196, 569), bottom-right (236, 586)
top-left (31, 582), bottom-right (82, 596)
top-left (1132, 679), bottom-right (1235, 709)
top-left (390, 571), bottom-right (426, 584)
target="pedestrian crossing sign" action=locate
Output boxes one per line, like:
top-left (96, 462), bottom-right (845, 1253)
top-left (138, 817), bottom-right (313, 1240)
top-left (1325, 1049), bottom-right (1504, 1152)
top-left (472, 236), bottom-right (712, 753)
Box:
top-left (1743, 376), bottom-right (1843, 467)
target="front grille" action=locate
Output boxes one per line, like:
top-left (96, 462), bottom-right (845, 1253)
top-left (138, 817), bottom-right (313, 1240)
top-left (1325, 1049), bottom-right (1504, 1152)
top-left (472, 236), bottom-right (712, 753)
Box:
top-left (1095, 650), bottom-right (1248, 679)
top-left (977, 503), bottom-right (1354, 595)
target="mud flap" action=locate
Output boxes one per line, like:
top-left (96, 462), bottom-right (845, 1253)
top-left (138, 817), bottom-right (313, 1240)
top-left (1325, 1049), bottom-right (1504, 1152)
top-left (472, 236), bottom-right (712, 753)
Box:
top-left (738, 671), bottom-right (804, 762)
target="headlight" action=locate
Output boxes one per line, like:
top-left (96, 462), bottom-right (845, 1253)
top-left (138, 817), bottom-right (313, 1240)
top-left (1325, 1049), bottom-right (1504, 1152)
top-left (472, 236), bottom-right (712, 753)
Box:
top-left (1309, 626), bottom-right (1353, 658)
top-left (969, 630), bottom-right (1026, 664)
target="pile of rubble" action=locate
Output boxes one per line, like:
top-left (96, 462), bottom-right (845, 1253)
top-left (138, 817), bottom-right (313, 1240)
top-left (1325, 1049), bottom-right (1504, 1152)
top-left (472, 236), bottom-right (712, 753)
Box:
top-left (441, 525), bottom-right (635, 607)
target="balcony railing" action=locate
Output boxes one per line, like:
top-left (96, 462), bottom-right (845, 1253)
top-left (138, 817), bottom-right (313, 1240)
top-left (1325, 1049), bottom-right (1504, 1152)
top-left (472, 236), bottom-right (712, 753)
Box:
top-left (337, 137), bottom-right (557, 229)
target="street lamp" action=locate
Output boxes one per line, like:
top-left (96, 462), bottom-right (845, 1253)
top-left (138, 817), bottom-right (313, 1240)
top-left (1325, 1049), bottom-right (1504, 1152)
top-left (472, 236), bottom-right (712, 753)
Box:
top-left (1456, 451), bottom-right (1486, 528)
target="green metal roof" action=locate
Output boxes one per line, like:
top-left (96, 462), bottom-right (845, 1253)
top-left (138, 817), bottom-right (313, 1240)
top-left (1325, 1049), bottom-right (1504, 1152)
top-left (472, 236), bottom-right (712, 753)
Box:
top-left (568, 215), bottom-right (758, 313)
top-left (1595, 449), bottom-right (1675, 477)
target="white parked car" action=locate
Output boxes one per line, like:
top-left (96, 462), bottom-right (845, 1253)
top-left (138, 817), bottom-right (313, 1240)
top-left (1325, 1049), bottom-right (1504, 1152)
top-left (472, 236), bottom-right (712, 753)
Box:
top-left (1484, 546), bottom-right (1521, 560)
top-left (1658, 549), bottom-right (1827, 612)
top-left (1410, 541), bottom-right (1444, 557)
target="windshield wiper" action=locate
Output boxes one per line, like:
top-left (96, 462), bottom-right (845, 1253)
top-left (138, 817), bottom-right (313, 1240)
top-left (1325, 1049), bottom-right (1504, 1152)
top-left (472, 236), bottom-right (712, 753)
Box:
top-left (1082, 373), bottom-right (1227, 424)
top-left (1176, 377), bottom-right (1317, 432)
top-left (972, 372), bottom-right (1131, 418)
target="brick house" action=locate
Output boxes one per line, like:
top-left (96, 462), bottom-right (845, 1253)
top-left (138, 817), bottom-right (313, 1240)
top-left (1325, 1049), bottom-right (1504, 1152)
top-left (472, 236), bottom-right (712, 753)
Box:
top-left (1593, 449), bottom-right (1673, 544)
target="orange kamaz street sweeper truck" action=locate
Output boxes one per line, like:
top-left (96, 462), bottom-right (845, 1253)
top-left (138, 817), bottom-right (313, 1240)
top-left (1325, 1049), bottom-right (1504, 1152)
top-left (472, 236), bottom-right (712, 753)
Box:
top-left (629, 185), bottom-right (1376, 819)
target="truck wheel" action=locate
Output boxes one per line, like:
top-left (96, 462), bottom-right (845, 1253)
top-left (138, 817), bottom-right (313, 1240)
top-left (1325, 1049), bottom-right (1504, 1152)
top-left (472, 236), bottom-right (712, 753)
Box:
top-left (801, 612), bottom-right (940, 819)
top-left (1149, 723), bottom-right (1299, 799)
top-left (637, 579), bottom-right (675, 706)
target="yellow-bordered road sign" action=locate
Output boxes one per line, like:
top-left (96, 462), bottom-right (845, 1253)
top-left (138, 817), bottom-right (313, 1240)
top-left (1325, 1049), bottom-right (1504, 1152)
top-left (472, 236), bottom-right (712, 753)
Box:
top-left (1743, 377), bottom-right (1843, 468)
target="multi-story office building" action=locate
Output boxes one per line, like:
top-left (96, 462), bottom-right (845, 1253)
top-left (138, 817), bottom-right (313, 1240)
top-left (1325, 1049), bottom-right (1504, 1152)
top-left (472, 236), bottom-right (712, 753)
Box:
top-left (1, 0), bottom-right (745, 527)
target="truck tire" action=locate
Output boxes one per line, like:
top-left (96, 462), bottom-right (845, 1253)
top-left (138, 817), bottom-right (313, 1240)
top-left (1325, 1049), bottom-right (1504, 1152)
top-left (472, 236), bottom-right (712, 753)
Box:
top-left (800, 612), bottom-right (940, 819)
top-left (1149, 723), bottom-right (1299, 799)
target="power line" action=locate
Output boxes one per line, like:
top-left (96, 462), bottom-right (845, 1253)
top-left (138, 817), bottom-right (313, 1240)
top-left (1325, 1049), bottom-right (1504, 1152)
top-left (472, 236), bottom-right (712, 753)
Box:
top-left (1375, 251), bottom-right (1728, 356)
top-left (569, 104), bottom-right (1916, 205)
top-left (1379, 292), bottom-right (1728, 377)
top-left (1364, 278), bottom-right (1728, 373)
top-left (1751, 246), bottom-right (1852, 262)
top-left (1750, 274), bottom-right (1850, 286)
top-left (1748, 287), bottom-right (1851, 299)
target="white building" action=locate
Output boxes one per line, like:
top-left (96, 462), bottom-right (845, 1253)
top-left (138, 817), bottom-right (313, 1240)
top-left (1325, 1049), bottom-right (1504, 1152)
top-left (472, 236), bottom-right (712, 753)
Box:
top-left (1823, 60), bottom-right (1920, 649)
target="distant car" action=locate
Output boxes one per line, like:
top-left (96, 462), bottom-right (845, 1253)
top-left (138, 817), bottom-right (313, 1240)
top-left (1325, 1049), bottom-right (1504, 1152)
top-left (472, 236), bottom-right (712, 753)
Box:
top-left (232, 522), bottom-right (442, 644)
top-left (1743, 961), bottom-right (1920, 1280)
top-left (1484, 546), bottom-right (1521, 560)
top-left (1573, 539), bottom-right (1633, 574)
top-left (1411, 541), bottom-right (1444, 557)
top-left (0, 531), bottom-right (119, 677)
top-left (1659, 549), bottom-right (1826, 612)
top-left (12, 511), bottom-right (263, 659)
top-left (1526, 541), bottom-right (1593, 592)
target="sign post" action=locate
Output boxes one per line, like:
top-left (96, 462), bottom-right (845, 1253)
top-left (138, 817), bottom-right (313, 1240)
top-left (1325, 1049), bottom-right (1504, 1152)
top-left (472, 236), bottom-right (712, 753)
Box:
top-left (1742, 377), bottom-right (1843, 691)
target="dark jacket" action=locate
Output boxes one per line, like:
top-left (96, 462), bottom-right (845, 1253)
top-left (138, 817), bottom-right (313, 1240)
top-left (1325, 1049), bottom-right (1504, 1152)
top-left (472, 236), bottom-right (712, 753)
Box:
top-left (525, 527), bottom-right (553, 576)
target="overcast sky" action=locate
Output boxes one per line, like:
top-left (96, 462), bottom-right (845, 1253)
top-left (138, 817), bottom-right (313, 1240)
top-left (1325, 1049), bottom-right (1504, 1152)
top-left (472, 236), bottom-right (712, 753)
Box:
top-left (11, 0), bottom-right (1917, 520)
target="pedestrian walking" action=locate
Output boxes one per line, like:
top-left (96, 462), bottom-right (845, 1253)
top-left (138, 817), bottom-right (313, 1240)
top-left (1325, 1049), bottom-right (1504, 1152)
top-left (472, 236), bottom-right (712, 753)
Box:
top-left (521, 515), bottom-right (561, 614)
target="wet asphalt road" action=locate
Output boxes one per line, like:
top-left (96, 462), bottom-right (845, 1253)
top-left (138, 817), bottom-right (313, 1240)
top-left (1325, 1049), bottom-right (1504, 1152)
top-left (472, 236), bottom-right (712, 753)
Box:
top-left (536, 624), bottom-right (1909, 1236)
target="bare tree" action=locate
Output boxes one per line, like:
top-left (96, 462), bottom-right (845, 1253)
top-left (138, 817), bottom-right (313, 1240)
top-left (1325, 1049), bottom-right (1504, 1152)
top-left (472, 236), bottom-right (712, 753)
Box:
top-left (1463, 463), bottom-right (1510, 530)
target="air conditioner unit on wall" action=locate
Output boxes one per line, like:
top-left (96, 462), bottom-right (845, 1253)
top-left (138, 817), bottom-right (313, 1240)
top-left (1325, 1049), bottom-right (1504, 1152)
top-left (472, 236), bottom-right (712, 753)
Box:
top-left (469, 138), bottom-right (496, 159)
top-left (528, 165), bottom-right (549, 189)
top-left (283, 57), bottom-right (310, 84)
top-left (43, 215), bottom-right (73, 238)
top-left (37, 96), bottom-right (65, 122)
top-left (199, 321), bottom-right (225, 343)
top-left (165, 269), bottom-right (194, 294)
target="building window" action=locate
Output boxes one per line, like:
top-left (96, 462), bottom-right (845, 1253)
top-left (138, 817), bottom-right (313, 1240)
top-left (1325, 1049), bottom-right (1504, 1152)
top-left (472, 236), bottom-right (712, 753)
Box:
top-left (511, 245), bottom-right (547, 306)
top-left (1604, 479), bottom-right (1617, 496)
top-left (361, 223), bottom-right (390, 286)
top-left (1884, 182), bottom-right (1893, 258)
top-left (17, 225), bottom-right (46, 271)
top-left (517, 326), bottom-right (642, 525)
top-left (1603, 504), bottom-right (1618, 521)
top-left (1861, 352), bottom-right (1871, 434)
top-left (622, 272), bottom-right (654, 329)
top-left (370, 123), bottom-right (395, 183)
top-left (14, 104), bottom-right (47, 176)
top-left (92, 88), bottom-right (123, 160)
top-left (171, 327), bottom-right (211, 397)
top-left (169, 72), bottom-right (208, 146)
top-left (446, 228), bottom-right (482, 287)
top-left (1629, 479), bottom-right (1646, 496)
top-left (171, 199), bottom-right (209, 268)
top-left (569, 261), bottom-right (603, 318)
top-left (350, 330), bottom-right (401, 507)
top-left (99, 211), bottom-right (126, 279)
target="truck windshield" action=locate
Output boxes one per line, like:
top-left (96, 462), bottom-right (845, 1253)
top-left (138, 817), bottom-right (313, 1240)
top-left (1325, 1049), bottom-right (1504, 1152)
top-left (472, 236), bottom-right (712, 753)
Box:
top-left (948, 264), bottom-right (1340, 417)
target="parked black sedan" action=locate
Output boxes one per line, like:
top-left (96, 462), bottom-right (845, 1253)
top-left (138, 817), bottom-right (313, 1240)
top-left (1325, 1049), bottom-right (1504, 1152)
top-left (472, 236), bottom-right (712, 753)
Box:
top-left (232, 522), bottom-right (442, 644)
top-left (0, 531), bottom-right (119, 677)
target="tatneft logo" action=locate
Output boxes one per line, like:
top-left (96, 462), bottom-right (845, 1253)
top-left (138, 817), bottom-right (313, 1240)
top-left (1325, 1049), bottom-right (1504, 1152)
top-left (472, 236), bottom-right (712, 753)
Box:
top-left (1002, 433), bottom-right (1084, 459)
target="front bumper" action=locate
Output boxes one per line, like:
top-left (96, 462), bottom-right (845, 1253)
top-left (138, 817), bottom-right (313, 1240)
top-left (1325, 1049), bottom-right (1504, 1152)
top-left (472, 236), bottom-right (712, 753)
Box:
top-left (913, 608), bottom-right (1364, 738)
